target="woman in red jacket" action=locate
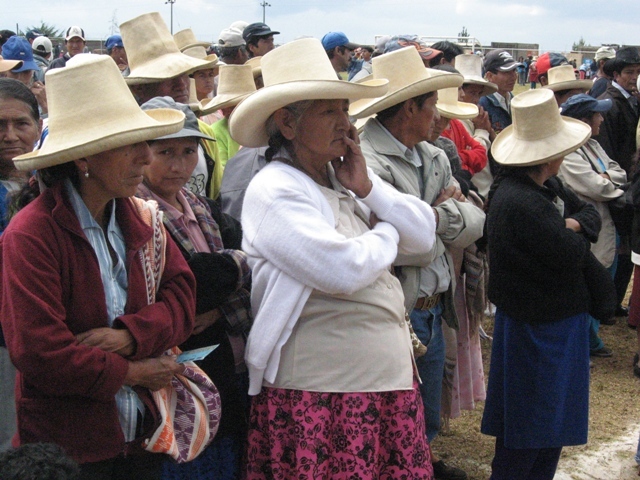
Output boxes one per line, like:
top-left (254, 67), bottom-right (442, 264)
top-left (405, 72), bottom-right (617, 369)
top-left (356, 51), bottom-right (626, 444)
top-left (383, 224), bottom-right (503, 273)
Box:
top-left (0, 54), bottom-right (195, 479)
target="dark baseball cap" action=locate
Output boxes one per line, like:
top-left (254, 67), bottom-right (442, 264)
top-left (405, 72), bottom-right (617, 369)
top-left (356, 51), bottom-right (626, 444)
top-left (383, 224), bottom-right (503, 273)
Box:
top-left (483, 49), bottom-right (522, 73)
top-left (25, 29), bottom-right (43, 41)
top-left (242, 23), bottom-right (279, 42)
top-left (560, 93), bottom-right (612, 119)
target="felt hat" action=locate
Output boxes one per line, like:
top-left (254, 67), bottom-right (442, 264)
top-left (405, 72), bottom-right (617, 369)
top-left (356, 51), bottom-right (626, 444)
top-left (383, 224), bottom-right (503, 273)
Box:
top-left (13, 54), bottom-right (185, 171)
top-left (0, 55), bottom-right (22, 72)
top-left (349, 46), bottom-right (463, 119)
top-left (491, 89), bottom-right (590, 167)
top-left (436, 87), bottom-right (478, 119)
top-left (174, 28), bottom-right (210, 51)
top-left (121, 12), bottom-right (218, 85)
top-left (455, 53), bottom-right (498, 96)
top-left (543, 65), bottom-right (592, 92)
top-left (229, 37), bottom-right (388, 148)
top-left (200, 64), bottom-right (256, 113)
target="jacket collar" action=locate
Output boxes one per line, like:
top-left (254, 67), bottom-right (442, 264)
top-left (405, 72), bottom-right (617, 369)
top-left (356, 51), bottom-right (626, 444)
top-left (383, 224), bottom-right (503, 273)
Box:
top-left (362, 117), bottom-right (434, 163)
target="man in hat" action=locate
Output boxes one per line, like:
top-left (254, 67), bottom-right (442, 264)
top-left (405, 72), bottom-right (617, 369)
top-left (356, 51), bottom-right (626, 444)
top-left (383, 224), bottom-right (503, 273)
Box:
top-left (25, 29), bottom-right (43, 46)
top-left (352, 46), bottom-right (485, 480)
top-left (593, 46), bottom-right (640, 319)
top-left (535, 51), bottom-right (569, 87)
top-left (243, 22), bottom-right (279, 58)
top-left (543, 64), bottom-right (593, 106)
top-left (217, 27), bottom-right (248, 65)
top-left (1, 36), bottom-right (47, 116)
top-left (478, 49), bottom-right (522, 134)
top-left (48, 26), bottom-right (85, 70)
top-left (105, 34), bottom-right (128, 72)
top-left (321, 31), bottom-right (359, 75)
top-left (590, 46), bottom-right (616, 98)
top-left (32, 36), bottom-right (52, 82)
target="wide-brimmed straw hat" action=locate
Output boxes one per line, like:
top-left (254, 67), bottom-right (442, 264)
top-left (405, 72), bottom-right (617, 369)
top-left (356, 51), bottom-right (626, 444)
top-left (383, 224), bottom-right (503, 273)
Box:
top-left (0, 55), bottom-right (22, 72)
top-left (174, 28), bottom-right (211, 51)
top-left (13, 55), bottom-right (185, 171)
top-left (201, 64), bottom-right (256, 113)
top-left (349, 46), bottom-right (463, 119)
top-left (491, 89), bottom-right (590, 167)
top-left (437, 87), bottom-right (478, 119)
top-left (543, 65), bottom-right (592, 92)
top-left (182, 45), bottom-right (219, 65)
top-left (455, 54), bottom-right (498, 96)
top-left (229, 37), bottom-right (388, 148)
top-left (122, 12), bottom-right (218, 85)
top-left (245, 56), bottom-right (262, 78)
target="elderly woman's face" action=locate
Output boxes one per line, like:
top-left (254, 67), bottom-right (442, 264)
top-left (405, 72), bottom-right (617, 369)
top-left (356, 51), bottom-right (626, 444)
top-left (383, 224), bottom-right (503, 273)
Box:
top-left (287, 99), bottom-right (351, 164)
top-left (144, 137), bottom-right (199, 202)
top-left (0, 97), bottom-right (41, 163)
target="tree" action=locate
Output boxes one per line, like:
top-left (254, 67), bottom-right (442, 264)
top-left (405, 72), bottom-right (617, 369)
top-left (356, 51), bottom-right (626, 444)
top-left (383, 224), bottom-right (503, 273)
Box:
top-left (458, 26), bottom-right (469, 39)
top-left (572, 37), bottom-right (590, 51)
top-left (24, 21), bottom-right (63, 39)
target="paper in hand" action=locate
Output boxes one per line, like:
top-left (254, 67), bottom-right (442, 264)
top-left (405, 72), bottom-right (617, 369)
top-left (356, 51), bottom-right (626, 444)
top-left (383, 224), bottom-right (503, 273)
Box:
top-left (176, 345), bottom-right (219, 363)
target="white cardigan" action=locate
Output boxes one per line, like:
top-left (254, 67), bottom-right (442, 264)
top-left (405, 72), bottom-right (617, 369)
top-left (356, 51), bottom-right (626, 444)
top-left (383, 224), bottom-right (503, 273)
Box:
top-left (241, 161), bottom-right (436, 394)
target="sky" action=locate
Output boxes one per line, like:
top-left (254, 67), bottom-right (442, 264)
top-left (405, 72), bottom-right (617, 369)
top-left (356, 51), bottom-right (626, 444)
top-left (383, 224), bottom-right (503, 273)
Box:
top-left (5, 0), bottom-right (640, 53)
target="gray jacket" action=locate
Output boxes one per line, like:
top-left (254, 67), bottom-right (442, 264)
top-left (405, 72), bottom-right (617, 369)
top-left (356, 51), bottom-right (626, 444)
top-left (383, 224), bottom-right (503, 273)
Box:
top-left (360, 118), bottom-right (486, 329)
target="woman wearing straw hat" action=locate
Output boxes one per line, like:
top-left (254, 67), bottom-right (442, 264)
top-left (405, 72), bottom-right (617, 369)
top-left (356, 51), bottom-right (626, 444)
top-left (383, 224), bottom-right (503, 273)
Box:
top-left (229, 37), bottom-right (439, 479)
top-left (481, 89), bottom-right (600, 479)
top-left (0, 54), bottom-right (197, 478)
top-left (136, 96), bottom-right (251, 479)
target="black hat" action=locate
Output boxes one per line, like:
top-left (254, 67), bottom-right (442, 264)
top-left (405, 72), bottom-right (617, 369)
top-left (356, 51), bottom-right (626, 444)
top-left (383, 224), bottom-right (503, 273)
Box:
top-left (242, 23), bottom-right (279, 42)
top-left (25, 29), bottom-right (43, 41)
top-left (483, 49), bottom-right (522, 73)
top-left (614, 46), bottom-right (640, 68)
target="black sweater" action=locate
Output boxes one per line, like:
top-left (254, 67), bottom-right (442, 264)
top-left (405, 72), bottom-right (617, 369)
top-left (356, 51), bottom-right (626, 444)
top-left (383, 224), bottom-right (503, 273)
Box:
top-left (487, 174), bottom-right (600, 323)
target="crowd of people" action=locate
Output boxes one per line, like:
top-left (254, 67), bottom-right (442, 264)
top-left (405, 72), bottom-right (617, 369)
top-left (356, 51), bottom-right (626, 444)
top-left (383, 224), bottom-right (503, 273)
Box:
top-left (0, 12), bottom-right (639, 480)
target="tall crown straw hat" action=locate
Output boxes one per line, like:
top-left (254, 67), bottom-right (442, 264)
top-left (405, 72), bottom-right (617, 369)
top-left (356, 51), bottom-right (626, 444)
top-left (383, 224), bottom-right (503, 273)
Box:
top-left (122, 12), bottom-right (218, 85)
top-left (13, 54), bottom-right (185, 171)
top-left (437, 86), bottom-right (478, 119)
top-left (349, 46), bottom-right (464, 119)
top-left (174, 28), bottom-right (211, 51)
top-left (229, 37), bottom-right (389, 148)
top-left (201, 64), bottom-right (256, 113)
top-left (491, 89), bottom-right (591, 167)
top-left (455, 53), bottom-right (498, 96)
top-left (543, 65), bottom-right (592, 92)
top-left (245, 56), bottom-right (262, 78)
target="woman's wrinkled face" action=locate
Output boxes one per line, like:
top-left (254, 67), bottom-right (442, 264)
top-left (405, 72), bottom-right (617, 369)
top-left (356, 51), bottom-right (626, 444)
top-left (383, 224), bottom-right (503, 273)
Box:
top-left (288, 99), bottom-right (352, 164)
top-left (144, 137), bottom-right (199, 202)
top-left (0, 97), bottom-right (41, 163)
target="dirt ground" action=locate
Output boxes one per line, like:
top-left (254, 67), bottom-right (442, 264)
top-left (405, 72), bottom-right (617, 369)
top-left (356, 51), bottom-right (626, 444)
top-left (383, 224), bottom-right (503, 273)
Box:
top-left (431, 306), bottom-right (640, 480)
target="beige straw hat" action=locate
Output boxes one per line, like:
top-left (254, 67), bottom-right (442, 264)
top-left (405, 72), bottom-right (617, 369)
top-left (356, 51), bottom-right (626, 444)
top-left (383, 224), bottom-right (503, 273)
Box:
top-left (122, 12), bottom-right (218, 85)
top-left (437, 87), bottom-right (478, 119)
top-left (543, 65), bottom-right (592, 92)
top-left (0, 55), bottom-right (22, 72)
top-left (182, 45), bottom-right (219, 64)
top-left (13, 54), bottom-right (185, 171)
top-left (349, 46), bottom-right (464, 119)
top-left (454, 53), bottom-right (498, 96)
top-left (229, 38), bottom-right (389, 148)
top-left (200, 64), bottom-right (256, 113)
top-left (491, 89), bottom-right (591, 167)
top-left (245, 56), bottom-right (262, 78)
top-left (174, 28), bottom-right (211, 51)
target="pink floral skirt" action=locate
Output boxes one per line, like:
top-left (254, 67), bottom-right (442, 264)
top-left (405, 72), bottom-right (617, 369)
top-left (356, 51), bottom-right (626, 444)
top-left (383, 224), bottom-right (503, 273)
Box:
top-left (245, 380), bottom-right (433, 479)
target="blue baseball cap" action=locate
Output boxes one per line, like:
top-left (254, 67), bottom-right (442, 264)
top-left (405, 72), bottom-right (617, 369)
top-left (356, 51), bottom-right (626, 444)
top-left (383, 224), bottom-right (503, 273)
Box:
top-left (105, 35), bottom-right (124, 52)
top-left (1, 36), bottom-right (39, 72)
top-left (560, 93), bottom-right (612, 119)
top-left (321, 32), bottom-right (359, 51)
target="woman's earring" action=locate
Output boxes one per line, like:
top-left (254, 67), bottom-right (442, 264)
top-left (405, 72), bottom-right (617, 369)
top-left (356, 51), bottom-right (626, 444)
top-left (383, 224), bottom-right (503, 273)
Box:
top-left (84, 169), bottom-right (89, 178)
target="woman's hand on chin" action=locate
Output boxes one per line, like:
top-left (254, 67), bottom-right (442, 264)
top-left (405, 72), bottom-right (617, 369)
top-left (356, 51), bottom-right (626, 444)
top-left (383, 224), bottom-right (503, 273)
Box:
top-left (332, 124), bottom-right (372, 198)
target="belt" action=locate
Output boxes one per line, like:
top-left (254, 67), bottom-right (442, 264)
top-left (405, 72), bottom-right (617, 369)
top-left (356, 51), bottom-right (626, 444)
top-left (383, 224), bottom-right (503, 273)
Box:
top-left (414, 293), bottom-right (442, 311)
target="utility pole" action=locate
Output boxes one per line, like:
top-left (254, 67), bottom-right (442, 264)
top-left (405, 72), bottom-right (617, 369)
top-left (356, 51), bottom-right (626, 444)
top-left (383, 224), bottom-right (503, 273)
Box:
top-left (166, 0), bottom-right (176, 34)
top-left (260, 1), bottom-right (271, 23)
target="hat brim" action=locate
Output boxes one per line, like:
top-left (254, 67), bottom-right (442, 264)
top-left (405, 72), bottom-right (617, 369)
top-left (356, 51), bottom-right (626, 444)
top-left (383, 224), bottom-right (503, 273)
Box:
top-left (0, 59), bottom-right (22, 72)
top-left (200, 92), bottom-right (253, 114)
top-left (12, 60), bottom-right (40, 73)
top-left (349, 74), bottom-right (463, 119)
top-left (543, 79), bottom-right (593, 92)
top-left (179, 41), bottom-right (211, 51)
top-left (125, 54), bottom-right (218, 85)
top-left (462, 78), bottom-right (498, 96)
top-left (153, 127), bottom-right (214, 141)
top-left (438, 102), bottom-right (479, 120)
top-left (229, 78), bottom-right (389, 148)
top-left (491, 116), bottom-right (591, 166)
top-left (13, 109), bottom-right (185, 171)
top-left (495, 61), bottom-right (522, 72)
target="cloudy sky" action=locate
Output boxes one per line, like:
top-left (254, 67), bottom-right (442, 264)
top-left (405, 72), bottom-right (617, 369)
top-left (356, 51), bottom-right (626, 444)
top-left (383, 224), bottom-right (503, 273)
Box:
top-left (5, 0), bottom-right (640, 53)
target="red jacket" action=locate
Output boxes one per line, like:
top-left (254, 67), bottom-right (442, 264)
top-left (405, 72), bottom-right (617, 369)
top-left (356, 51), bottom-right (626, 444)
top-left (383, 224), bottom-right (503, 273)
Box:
top-left (441, 119), bottom-right (488, 175)
top-left (0, 182), bottom-right (196, 463)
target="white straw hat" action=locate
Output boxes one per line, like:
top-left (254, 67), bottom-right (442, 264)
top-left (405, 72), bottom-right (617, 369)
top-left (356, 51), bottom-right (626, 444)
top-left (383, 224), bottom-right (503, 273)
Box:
top-left (182, 45), bottom-right (219, 64)
top-left (13, 54), bottom-right (185, 171)
top-left (543, 65), bottom-right (592, 92)
top-left (349, 46), bottom-right (463, 119)
top-left (200, 64), bottom-right (256, 113)
top-left (229, 38), bottom-right (389, 148)
top-left (122, 12), bottom-right (218, 85)
top-left (437, 87), bottom-right (478, 119)
top-left (491, 89), bottom-right (591, 167)
top-left (245, 56), bottom-right (262, 78)
top-left (174, 28), bottom-right (211, 51)
top-left (454, 53), bottom-right (498, 96)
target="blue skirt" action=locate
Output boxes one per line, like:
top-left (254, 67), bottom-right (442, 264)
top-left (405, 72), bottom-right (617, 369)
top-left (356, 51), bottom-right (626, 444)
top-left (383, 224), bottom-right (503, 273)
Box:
top-left (481, 309), bottom-right (590, 449)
